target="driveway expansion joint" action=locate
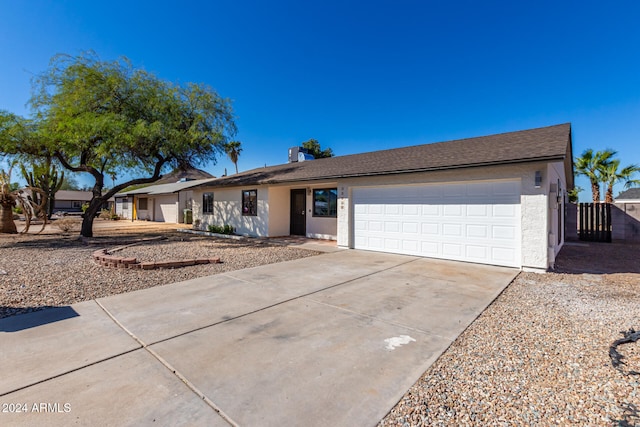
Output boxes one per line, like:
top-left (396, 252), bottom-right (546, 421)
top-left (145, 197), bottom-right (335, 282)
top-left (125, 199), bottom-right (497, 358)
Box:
top-left (94, 300), bottom-right (239, 427)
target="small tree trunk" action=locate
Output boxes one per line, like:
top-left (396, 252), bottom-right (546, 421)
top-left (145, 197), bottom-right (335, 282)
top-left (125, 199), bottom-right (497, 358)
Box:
top-left (0, 203), bottom-right (18, 234)
top-left (605, 184), bottom-right (614, 204)
top-left (80, 199), bottom-right (102, 238)
top-left (591, 180), bottom-right (600, 202)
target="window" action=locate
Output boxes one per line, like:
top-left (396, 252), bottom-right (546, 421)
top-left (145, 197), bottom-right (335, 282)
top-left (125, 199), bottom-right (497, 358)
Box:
top-left (242, 189), bottom-right (257, 216)
top-left (122, 198), bottom-right (128, 209)
top-left (138, 198), bottom-right (148, 210)
top-left (72, 201), bottom-right (83, 209)
top-left (203, 192), bottom-right (214, 214)
top-left (313, 188), bottom-right (337, 217)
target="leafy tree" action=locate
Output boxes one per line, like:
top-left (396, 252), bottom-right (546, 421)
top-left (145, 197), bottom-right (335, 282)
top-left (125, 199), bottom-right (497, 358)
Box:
top-left (574, 148), bottom-right (616, 202)
top-left (302, 138), bottom-right (333, 159)
top-left (59, 175), bottom-right (81, 191)
top-left (0, 52), bottom-right (236, 237)
top-left (601, 159), bottom-right (640, 203)
top-left (224, 140), bottom-right (242, 174)
top-left (567, 186), bottom-right (583, 204)
top-left (20, 156), bottom-right (65, 219)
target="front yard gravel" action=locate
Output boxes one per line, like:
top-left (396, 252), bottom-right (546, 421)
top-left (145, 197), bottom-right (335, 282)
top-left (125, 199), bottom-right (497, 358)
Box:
top-left (0, 231), bottom-right (320, 319)
top-left (380, 242), bottom-right (640, 426)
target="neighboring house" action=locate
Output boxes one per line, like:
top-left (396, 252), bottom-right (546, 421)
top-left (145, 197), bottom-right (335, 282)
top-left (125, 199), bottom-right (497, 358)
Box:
top-left (614, 188), bottom-right (640, 203)
top-left (612, 187), bottom-right (640, 242)
top-left (53, 190), bottom-right (114, 213)
top-left (190, 124), bottom-right (573, 271)
top-left (115, 178), bottom-right (216, 223)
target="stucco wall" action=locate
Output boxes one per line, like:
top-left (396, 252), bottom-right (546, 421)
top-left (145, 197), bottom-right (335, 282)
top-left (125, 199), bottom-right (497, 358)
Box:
top-left (193, 186), bottom-right (269, 236)
top-left (336, 162), bottom-right (556, 270)
top-left (307, 185), bottom-right (338, 239)
top-left (268, 186), bottom-right (290, 237)
top-left (115, 196), bottom-right (132, 219)
top-left (546, 161), bottom-right (568, 267)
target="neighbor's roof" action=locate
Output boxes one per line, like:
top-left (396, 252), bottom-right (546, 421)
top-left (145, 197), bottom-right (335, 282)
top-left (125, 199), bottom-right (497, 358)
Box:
top-left (615, 187), bottom-right (640, 202)
top-left (118, 178), bottom-right (217, 196)
top-left (152, 167), bottom-right (214, 185)
top-left (194, 123), bottom-right (573, 189)
top-left (55, 190), bottom-right (94, 201)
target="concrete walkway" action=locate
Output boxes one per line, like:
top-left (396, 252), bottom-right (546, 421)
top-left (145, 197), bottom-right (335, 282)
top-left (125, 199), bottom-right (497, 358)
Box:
top-left (0, 250), bottom-right (518, 426)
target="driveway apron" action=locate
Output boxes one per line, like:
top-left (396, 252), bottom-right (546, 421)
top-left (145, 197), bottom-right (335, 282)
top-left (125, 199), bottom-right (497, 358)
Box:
top-left (0, 250), bottom-right (518, 426)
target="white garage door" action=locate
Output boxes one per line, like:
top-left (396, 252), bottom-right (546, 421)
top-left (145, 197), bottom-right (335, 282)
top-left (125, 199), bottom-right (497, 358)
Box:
top-left (352, 180), bottom-right (521, 267)
top-left (154, 196), bottom-right (178, 223)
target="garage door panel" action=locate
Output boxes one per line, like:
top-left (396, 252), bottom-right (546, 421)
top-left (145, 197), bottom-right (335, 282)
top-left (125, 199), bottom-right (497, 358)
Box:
top-left (466, 245), bottom-right (488, 260)
top-left (385, 221), bottom-right (400, 232)
top-left (421, 222), bottom-right (439, 235)
top-left (352, 181), bottom-right (521, 267)
top-left (444, 205), bottom-right (463, 216)
top-left (467, 224), bottom-right (489, 238)
top-left (493, 225), bottom-right (516, 239)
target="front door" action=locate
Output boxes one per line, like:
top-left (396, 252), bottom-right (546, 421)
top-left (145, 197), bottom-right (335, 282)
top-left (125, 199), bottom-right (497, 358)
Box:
top-left (290, 189), bottom-right (306, 236)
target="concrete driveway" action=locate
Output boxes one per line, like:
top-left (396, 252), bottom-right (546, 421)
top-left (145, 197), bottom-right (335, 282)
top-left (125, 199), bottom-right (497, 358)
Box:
top-left (0, 250), bottom-right (518, 426)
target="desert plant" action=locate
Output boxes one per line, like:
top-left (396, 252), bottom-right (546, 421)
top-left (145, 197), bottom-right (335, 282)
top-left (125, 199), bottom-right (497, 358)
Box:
top-left (53, 217), bottom-right (81, 233)
top-left (193, 218), bottom-right (201, 230)
top-left (207, 224), bottom-right (235, 235)
top-left (98, 209), bottom-right (112, 220)
top-left (1, 165), bottom-right (48, 234)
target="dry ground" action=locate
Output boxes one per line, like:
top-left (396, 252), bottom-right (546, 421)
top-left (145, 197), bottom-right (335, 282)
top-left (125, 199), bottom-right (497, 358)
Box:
top-left (0, 219), bottom-right (321, 319)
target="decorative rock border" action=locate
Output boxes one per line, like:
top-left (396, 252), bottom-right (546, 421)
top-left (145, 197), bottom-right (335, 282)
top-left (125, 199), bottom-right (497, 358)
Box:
top-left (91, 248), bottom-right (221, 270)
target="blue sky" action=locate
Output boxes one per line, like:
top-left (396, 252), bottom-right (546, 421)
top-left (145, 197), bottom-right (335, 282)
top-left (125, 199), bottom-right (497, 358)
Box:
top-left (2, 1), bottom-right (640, 200)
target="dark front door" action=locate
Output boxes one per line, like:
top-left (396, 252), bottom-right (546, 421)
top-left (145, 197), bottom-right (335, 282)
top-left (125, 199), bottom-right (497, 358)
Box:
top-left (290, 189), bottom-right (306, 236)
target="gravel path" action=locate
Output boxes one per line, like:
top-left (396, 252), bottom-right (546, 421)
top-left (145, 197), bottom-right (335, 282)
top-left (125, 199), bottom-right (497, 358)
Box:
top-left (380, 242), bottom-right (640, 426)
top-left (0, 231), bottom-right (320, 319)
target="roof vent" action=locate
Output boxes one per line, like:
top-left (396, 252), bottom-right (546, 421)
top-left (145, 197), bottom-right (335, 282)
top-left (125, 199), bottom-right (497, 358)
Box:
top-left (298, 152), bottom-right (315, 162)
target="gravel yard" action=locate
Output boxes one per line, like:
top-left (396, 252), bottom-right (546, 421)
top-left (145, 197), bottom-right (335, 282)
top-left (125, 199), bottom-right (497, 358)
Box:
top-left (0, 229), bottom-right (320, 319)
top-left (380, 242), bottom-right (640, 426)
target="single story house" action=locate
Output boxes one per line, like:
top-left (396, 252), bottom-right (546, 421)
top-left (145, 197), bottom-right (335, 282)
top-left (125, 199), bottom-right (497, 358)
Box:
top-left (116, 178), bottom-right (216, 223)
top-left (53, 190), bottom-right (114, 214)
top-left (191, 124), bottom-right (574, 271)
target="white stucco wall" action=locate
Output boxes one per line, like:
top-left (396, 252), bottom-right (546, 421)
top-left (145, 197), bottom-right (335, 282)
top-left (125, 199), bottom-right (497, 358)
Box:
top-left (115, 196), bottom-right (132, 219)
top-left (336, 162), bottom-right (558, 270)
top-left (193, 186), bottom-right (269, 236)
top-left (268, 186), bottom-right (290, 237)
top-left (307, 184), bottom-right (338, 240)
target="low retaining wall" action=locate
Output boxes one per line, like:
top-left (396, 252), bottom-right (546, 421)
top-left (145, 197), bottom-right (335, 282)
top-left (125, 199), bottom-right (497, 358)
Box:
top-left (92, 248), bottom-right (221, 270)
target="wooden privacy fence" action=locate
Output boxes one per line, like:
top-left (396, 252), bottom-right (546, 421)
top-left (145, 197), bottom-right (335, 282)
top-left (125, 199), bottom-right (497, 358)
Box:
top-left (578, 203), bottom-right (612, 242)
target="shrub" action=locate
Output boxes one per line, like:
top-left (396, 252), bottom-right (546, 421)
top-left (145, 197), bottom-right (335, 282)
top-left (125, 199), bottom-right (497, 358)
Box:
top-left (54, 218), bottom-right (81, 233)
top-left (12, 206), bottom-right (23, 215)
top-left (207, 224), bottom-right (235, 235)
top-left (98, 209), bottom-right (112, 219)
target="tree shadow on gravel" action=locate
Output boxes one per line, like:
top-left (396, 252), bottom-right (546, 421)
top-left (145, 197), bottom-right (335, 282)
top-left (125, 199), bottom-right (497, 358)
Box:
top-left (554, 241), bottom-right (640, 274)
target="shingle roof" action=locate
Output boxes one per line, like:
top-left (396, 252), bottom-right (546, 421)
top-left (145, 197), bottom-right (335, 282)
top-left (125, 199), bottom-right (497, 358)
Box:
top-left (119, 178), bottom-right (217, 196)
top-left (615, 187), bottom-right (640, 201)
top-left (195, 123), bottom-right (572, 188)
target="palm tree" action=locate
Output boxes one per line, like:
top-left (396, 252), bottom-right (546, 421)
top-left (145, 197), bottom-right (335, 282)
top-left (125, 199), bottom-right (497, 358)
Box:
top-left (224, 141), bottom-right (242, 174)
top-left (574, 148), bottom-right (616, 202)
top-left (601, 159), bottom-right (640, 203)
